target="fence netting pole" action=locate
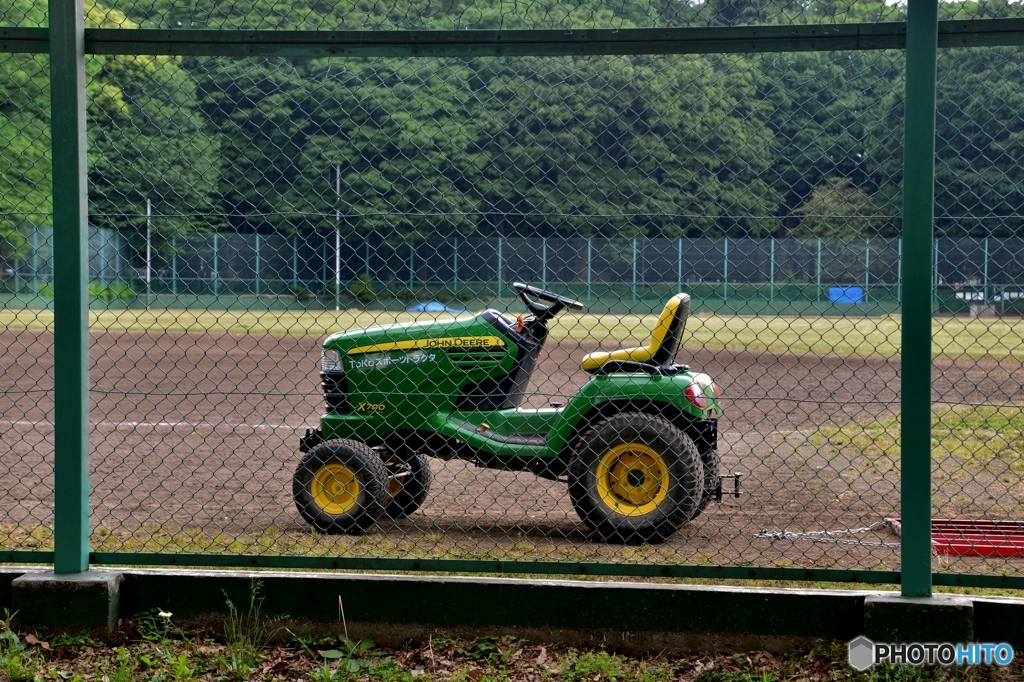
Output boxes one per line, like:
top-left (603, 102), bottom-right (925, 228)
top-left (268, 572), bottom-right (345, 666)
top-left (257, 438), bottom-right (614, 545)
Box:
top-left (49, 0), bottom-right (91, 574)
top-left (901, 0), bottom-right (939, 598)
top-left (865, 237), bottom-right (870, 304)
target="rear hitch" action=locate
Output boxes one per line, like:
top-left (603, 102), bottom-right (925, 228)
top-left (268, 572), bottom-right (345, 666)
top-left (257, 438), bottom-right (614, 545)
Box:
top-left (715, 472), bottom-right (743, 502)
top-left (299, 428), bottom-right (325, 453)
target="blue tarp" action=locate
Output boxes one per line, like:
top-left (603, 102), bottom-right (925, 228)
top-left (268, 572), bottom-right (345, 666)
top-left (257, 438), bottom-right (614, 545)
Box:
top-left (407, 301), bottom-right (471, 313)
top-left (829, 287), bottom-right (864, 304)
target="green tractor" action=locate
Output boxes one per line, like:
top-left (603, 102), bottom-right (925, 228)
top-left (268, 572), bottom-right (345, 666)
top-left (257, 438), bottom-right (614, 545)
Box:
top-left (294, 283), bottom-right (739, 544)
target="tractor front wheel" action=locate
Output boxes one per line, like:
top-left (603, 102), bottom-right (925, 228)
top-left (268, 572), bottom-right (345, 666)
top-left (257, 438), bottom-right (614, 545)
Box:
top-left (568, 413), bottom-right (701, 545)
top-left (293, 440), bottom-right (389, 534)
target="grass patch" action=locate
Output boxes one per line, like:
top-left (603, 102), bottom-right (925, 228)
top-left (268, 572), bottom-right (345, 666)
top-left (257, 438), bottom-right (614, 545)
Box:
top-left (812, 404), bottom-right (1024, 522)
top-left (812, 404), bottom-right (1024, 465)
top-left (11, 620), bottom-right (1015, 682)
top-left (4, 307), bottom-right (1024, 360)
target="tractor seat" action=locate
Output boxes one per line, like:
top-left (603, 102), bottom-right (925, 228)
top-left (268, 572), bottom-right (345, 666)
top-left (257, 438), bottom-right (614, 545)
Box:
top-left (580, 293), bottom-right (691, 374)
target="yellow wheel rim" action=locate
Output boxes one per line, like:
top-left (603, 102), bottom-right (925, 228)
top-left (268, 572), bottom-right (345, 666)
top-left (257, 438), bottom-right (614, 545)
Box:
top-left (596, 443), bottom-right (670, 517)
top-left (311, 463), bottom-right (360, 515)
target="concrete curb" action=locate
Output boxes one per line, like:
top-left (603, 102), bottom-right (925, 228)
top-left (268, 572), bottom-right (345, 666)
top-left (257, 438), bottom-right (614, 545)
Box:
top-left (0, 568), bottom-right (1021, 651)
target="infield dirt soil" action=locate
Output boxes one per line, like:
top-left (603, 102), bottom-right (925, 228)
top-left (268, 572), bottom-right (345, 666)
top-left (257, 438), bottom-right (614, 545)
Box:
top-left (2, 328), bottom-right (1023, 571)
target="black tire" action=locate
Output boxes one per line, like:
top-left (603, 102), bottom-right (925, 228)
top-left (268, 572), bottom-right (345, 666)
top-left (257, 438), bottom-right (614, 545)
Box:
top-left (382, 453), bottom-right (432, 520)
top-left (693, 447), bottom-right (721, 519)
top-left (568, 413), bottom-right (701, 545)
top-left (293, 440), bottom-right (389, 534)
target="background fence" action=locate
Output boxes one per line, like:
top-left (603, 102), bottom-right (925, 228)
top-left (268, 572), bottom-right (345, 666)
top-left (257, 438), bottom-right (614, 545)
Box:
top-left (2, 0), bottom-right (1024, 596)
top-left (6, 231), bottom-right (1024, 314)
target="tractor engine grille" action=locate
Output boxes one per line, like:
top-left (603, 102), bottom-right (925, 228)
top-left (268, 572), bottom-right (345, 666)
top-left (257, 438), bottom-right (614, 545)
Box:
top-left (321, 370), bottom-right (350, 413)
top-left (445, 347), bottom-right (506, 371)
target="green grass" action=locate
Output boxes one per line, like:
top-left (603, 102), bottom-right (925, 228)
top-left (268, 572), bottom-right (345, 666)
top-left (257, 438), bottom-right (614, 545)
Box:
top-left (16, 622), bottom-right (1016, 682)
top-left (812, 404), bottom-right (1024, 525)
top-left (3, 307), bottom-right (1024, 360)
top-left (812, 404), bottom-right (1024, 465)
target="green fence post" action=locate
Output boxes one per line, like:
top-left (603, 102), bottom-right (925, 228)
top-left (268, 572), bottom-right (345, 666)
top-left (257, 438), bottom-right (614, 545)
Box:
top-left (983, 237), bottom-right (989, 305)
top-left (212, 233), bottom-right (219, 296)
top-left (542, 237), bottom-right (547, 291)
top-left (901, 0), bottom-right (938, 599)
top-left (632, 238), bottom-right (638, 303)
top-left (254, 233), bottom-right (261, 296)
top-left (897, 238), bottom-right (902, 305)
top-left (816, 238), bottom-right (822, 304)
top-left (31, 228), bottom-right (39, 295)
top-left (171, 235), bottom-right (177, 297)
top-left (292, 232), bottom-right (299, 290)
top-left (50, 0), bottom-right (90, 574)
top-left (145, 198), bottom-right (152, 307)
top-left (335, 230), bottom-right (342, 312)
top-left (586, 238), bottom-right (592, 302)
top-left (769, 237), bottom-right (775, 303)
top-left (864, 237), bottom-right (870, 304)
top-left (723, 237), bottom-right (729, 302)
top-left (677, 238), bottom-right (683, 293)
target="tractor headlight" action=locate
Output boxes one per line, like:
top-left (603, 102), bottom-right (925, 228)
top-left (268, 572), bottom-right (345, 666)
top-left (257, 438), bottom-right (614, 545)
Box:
top-left (322, 348), bottom-right (343, 372)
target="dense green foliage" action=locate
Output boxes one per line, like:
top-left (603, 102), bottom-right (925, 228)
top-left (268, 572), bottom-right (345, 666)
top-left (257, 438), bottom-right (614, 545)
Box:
top-left (2, 0), bottom-right (1024, 257)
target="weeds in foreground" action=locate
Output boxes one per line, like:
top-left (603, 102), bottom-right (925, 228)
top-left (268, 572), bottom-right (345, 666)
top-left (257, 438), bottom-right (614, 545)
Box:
top-left (291, 630), bottom-right (378, 681)
top-left (0, 617), bottom-right (1015, 682)
top-left (139, 607), bottom-right (176, 642)
top-left (0, 610), bottom-right (37, 682)
top-left (221, 579), bottom-right (285, 677)
top-left (106, 646), bottom-right (137, 682)
top-left (561, 650), bottom-right (625, 682)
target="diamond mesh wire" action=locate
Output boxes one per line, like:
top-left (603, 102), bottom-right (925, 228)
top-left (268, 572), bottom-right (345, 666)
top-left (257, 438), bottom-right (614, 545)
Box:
top-left (0, 47), bottom-right (919, 572)
top-left (4, 0), bottom-right (1023, 33)
top-left (100, 1), bottom-right (911, 31)
top-left (78, 0), bottom-right (1024, 32)
top-left (0, 51), bottom-right (54, 553)
top-left (930, 46), bottom-right (1024, 578)
top-left (7, 0), bottom-right (915, 31)
top-left (3, 19), bottom-right (1024, 578)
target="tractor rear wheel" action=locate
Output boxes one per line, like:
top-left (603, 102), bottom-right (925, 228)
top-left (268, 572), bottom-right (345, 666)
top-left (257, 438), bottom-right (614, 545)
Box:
top-left (568, 413), bottom-right (700, 545)
top-left (293, 440), bottom-right (389, 534)
top-left (382, 453), bottom-right (432, 519)
top-left (694, 447), bottom-right (721, 519)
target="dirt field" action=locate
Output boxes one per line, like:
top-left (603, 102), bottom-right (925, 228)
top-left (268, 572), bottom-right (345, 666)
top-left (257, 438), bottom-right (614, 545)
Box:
top-left (2, 328), bottom-right (1023, 572)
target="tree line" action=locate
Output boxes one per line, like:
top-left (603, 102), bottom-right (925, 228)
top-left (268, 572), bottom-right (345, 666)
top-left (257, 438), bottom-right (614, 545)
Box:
top-left (2, 0), bottom-right (1023, 263)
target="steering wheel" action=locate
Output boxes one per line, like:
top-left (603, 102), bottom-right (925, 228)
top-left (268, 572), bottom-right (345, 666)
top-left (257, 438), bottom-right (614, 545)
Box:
top-left (513, 282), bottom-right (584, 321)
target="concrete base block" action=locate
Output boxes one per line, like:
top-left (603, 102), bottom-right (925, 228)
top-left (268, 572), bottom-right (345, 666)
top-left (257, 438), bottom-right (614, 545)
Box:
top-left (12, 571), bottom-right (122, 632)
top-left (864, 594), bottom-right (973, 643)
top-left (974, 598), bottom-right (1024, 649)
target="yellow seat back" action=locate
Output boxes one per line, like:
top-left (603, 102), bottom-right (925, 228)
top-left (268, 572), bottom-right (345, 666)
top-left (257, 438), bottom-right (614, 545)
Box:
top-left (580, 293), bottom-right (691, 372)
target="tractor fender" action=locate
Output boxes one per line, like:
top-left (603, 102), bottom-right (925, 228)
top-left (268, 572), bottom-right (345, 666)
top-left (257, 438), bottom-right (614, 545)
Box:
top-left (545, 372), bottom-right (717, 460)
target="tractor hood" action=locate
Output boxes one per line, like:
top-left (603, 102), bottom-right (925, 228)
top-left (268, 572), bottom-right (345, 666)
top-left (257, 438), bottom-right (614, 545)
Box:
top-left (323, 312), bottom-right (509, 358)
top-left (318, 309), bottom-right (541, 420)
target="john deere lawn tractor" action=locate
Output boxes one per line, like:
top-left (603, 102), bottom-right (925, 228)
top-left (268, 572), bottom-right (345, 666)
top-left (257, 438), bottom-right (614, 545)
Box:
top-left (294, 283), bottom-right (739, 544)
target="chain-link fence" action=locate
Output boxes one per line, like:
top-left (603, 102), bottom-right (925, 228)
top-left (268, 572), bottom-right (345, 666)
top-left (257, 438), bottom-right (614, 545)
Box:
top-left (9, 0), bottom-right (1024, 32)
top-left (13, 230), bottom-right (1024, 315)
top-left (0, 48), bottom-right (54, 554)
top-left (3, 2), bottom-right (1024, 587)
top-left (930, 45), bottom-right (1024, 580)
